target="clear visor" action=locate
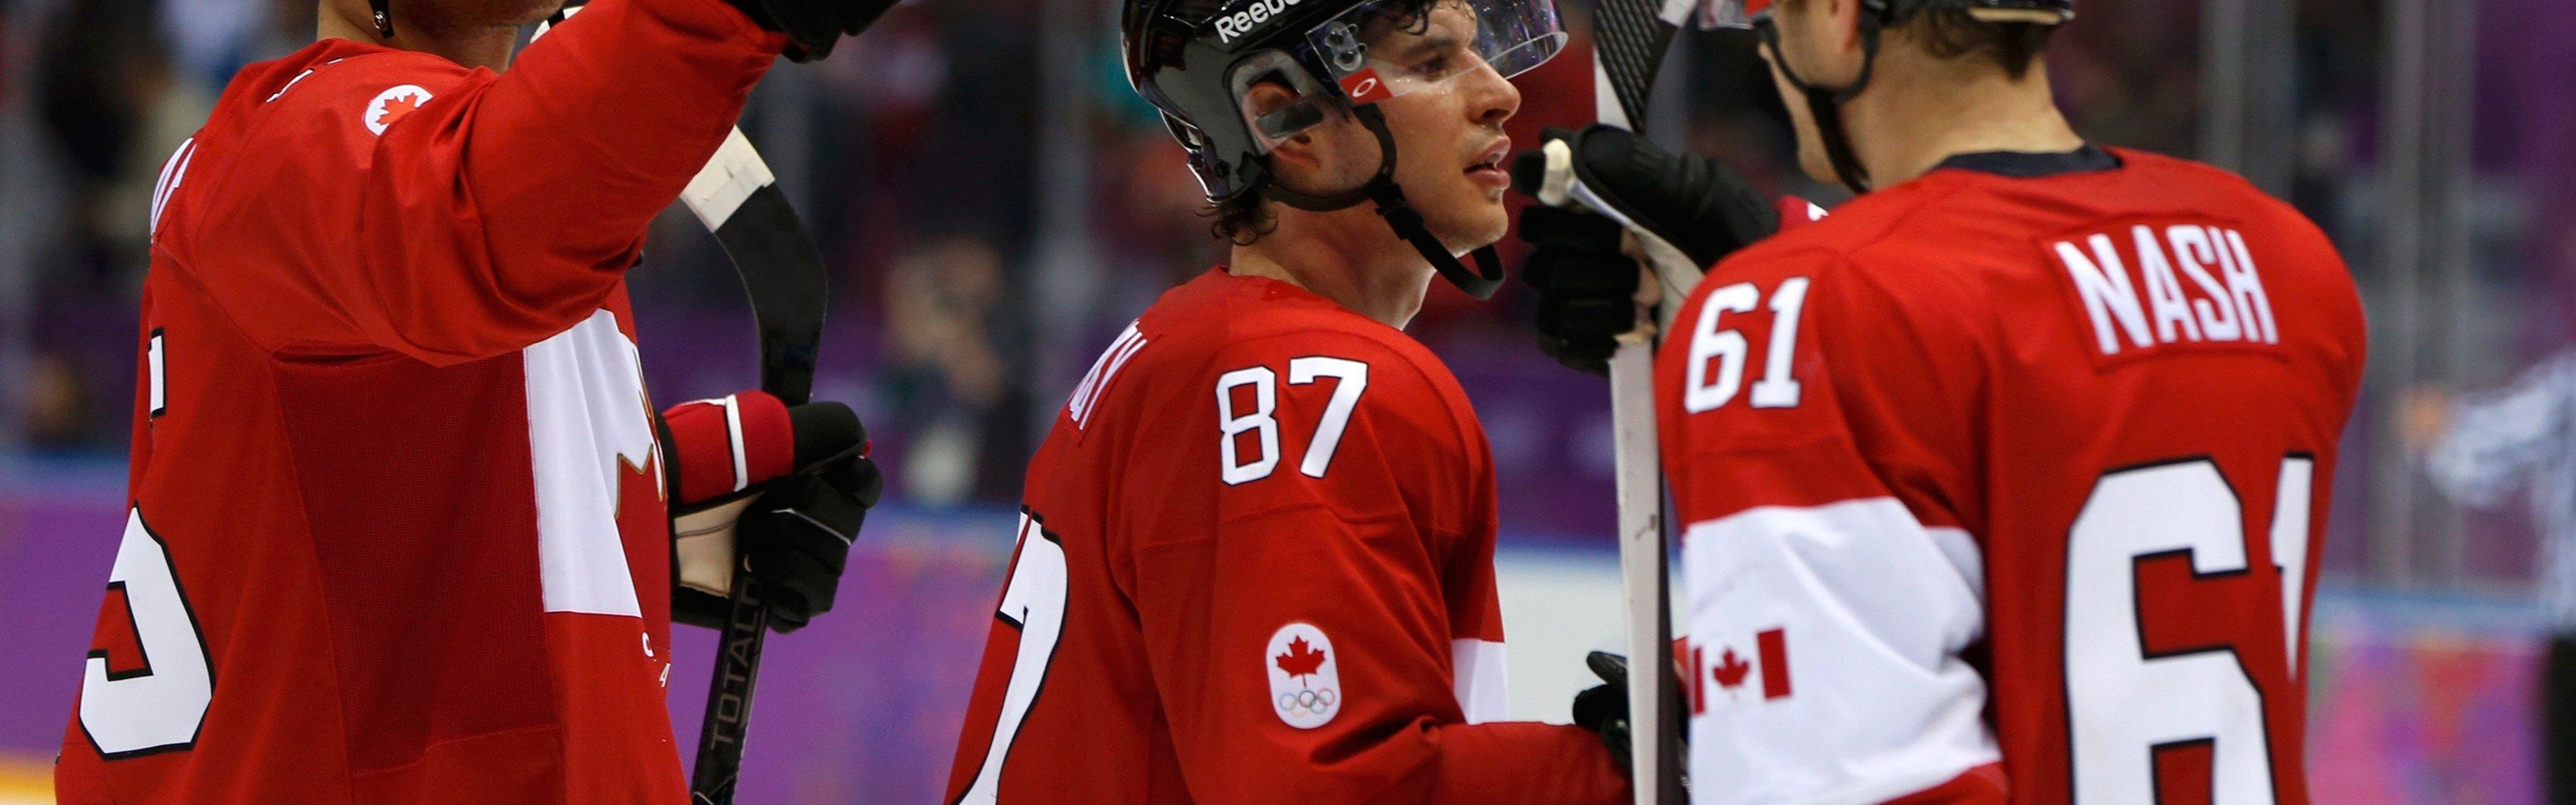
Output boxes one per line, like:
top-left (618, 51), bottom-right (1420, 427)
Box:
top-left (1300, 0), bottom-right (1564, 105)
top-left (1698, 0), bottom-right (1767, 29)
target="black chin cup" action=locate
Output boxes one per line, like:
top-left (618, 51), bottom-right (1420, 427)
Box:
top-left (1256, 106), bottom-right (1507, 300)
top-left (1757, 18), bottom-right (1879, 194)
top-left (370, 0), bottom-right (394, 37)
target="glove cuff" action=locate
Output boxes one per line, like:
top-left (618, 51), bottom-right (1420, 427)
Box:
top-left (665, 391), bottom-right (797, 507)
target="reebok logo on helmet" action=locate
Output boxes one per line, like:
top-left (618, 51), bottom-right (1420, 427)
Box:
top-left (1214, 0), bottom-right (1304, 43)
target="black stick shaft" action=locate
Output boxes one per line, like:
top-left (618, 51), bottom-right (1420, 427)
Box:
top-left (691, 576), bottom-right (770, 805)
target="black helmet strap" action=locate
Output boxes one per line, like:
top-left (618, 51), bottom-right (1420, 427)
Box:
top-left (1256, 105), bottom-right (1505, 300)
top-left (1758, 11), bottom-right (1882, 193)
top-left (370, 0), bottom-right (395, 37)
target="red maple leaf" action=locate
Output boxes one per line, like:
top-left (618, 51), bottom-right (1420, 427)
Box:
top-left (375, 93), bottom-right (422, 130)
top-left (1275, 637), bottom-right (1327, 679)
top-left (1710, 648), bottom-right (1751, 691)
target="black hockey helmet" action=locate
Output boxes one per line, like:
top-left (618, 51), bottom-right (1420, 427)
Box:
top-left (1705, 0), bottom-right (2074, 192)
top-left (1121, 0), bottom-right (1567, 298)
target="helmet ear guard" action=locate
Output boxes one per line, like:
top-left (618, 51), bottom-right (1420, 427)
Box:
top-left (1230, 51), bottom-right (1344, 148)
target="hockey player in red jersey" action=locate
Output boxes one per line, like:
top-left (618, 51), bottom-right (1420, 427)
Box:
top-left (1514, 0), bottom-right (2368, 801)
top-left (58, 0), bottom-right (895, 802)
top-left (941, 0), bottom-right (1631, 801)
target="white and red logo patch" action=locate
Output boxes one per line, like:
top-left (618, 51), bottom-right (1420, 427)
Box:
top-left (1338, 69), bottom-right (1393, 104)
top-left (1686, 627), bottom-right (1792, 714)
top-left (1266, 623), bottom-right (1342, 729)
top-left (364, 85), bottom-right (432, 136)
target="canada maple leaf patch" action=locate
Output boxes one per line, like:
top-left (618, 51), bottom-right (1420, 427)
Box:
top-left (1275, 637), bottom-right (1326, 679)
top-left (1710, 648), bottom-right (1752, 691)
top-left (375, 94), bottom-right (421, 130)
top-left (1690, 627), bottom-right (1792, 710)
top-left (1265, 623), bottom-right (1341, 729)
top-left (364, 85), bottom-right (434, 136)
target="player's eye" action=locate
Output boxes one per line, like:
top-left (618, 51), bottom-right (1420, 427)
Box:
top-left (1408, 52), bottom-right (1454, 79)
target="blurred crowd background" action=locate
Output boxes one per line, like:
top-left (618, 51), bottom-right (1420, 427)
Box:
top-left (1, 0), bottom-right (2569, 801)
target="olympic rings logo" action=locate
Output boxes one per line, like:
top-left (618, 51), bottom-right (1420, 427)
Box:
top-left (1276, 687), bottom-right (1339, 716)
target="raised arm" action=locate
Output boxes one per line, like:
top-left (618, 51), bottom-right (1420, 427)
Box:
top-left (176, 0), bottom-right (784, 363)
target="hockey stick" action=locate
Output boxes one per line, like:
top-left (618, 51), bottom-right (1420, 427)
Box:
top-left (1586, 1), bottom-right (1705, 801)
top-left (534, 10), bottom-right (829, 804)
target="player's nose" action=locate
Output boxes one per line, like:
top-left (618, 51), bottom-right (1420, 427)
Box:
top-left (1467, 61), bottom-right (1521, 127)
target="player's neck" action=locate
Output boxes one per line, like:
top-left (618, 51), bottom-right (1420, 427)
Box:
top-left (317, 2), bottom-right (521, 71)
top-left (1844, 51), bottom-right (2082, 188)
top-left (1229, 214), bottom-right (1434, 329)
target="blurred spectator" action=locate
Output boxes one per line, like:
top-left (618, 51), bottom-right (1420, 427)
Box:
top-left (36, 0), bottom-right (178, 291)
top-left (878, 235), bottom-right (1022, 504)
top-left (157, 0), bottom-right (266, 88)
top-left (22, 352), bottom-right (94, 450)
top-left (2412, 352), bottom-right (2576, 804)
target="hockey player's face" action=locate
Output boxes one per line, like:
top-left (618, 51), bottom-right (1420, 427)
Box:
top-left (1272, 1), bottom-right (1523, 251)
top-left (1371, 2), bottom-right (1524, 250)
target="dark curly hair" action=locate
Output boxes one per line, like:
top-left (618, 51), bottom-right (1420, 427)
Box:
top-left (1207, 191), bottom-right (1280, 245)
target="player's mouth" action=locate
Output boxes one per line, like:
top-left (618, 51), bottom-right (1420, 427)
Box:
top-left (1464, 140), bottom-right (1512, 190)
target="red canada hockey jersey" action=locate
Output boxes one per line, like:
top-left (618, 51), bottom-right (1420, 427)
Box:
top-left (1658, 148), bottom-right (2366, 804)
top-left (945, 268), bottom-right (1628, 804)
top-left (57, 2), bottom-right (783, 802)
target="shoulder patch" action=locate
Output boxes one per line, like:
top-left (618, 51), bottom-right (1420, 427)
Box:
top-left (1266, 622), bottom-right (1342, 729)
top-left (364, 85), bottom-right (432, 136)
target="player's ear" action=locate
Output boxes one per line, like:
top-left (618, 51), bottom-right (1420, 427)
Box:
top-left (1249, 81), bottom-right (1382, 195)
top-left (1245, 82), bottom-right (1323, 163)
top-left (1830, 0), bottom-right (1865, 56)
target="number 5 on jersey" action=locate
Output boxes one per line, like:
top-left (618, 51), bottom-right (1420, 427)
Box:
top-left (80, 509), bottom-right (215, 758)
top-left (1217, 357), bottom-right (1368, 485)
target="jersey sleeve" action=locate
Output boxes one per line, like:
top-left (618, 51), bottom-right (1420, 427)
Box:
top-left (169, 0), bottom-right (782, 365)
top-left (1123, 330), bottom-right (1628, 805)
top-left (1657, 247), bottom-right (2007, 804)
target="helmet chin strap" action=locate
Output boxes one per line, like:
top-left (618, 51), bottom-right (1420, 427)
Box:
top-left (1258, 105), bottom-right (1507, 300)
top-left (1759, 16), bottom-right (1880, 194)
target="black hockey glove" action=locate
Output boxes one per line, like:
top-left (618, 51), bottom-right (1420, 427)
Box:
top-left (669, 399), bottom-right (885, 633)
top-left (732, 443), bottom-right (883, 631)
top-left (1512, 124), bottom-right (1779, 374)
top-left (1572, 649), bottom-right (1691, 788)
top-left (1521, 206), bottom-right (1642, 375)
top-left (1571, 650), bottom-right (1637, 772)
top-left (726, 0), bottom-right (904, 62)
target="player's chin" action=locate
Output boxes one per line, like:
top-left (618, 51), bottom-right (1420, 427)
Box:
top-left (1429, 194), bottom-right (1512, 254)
